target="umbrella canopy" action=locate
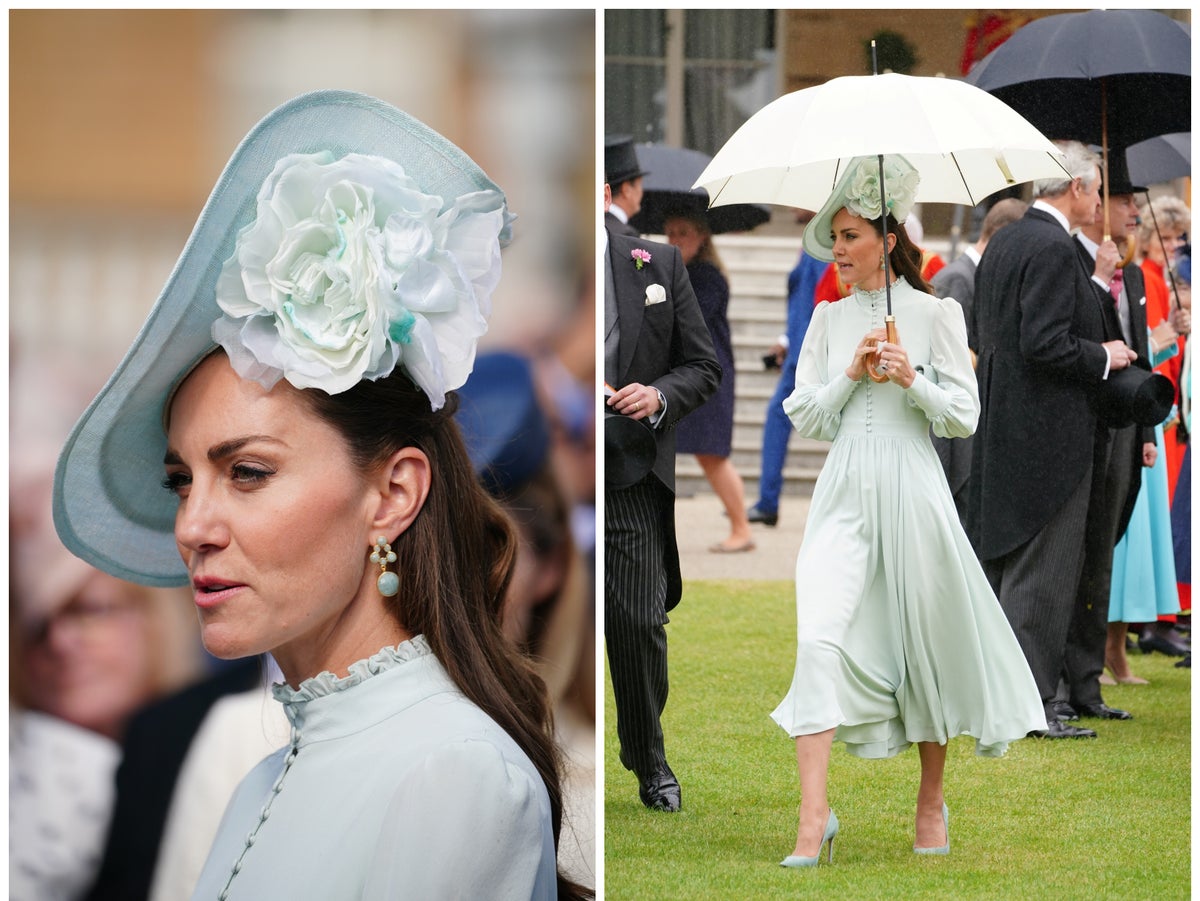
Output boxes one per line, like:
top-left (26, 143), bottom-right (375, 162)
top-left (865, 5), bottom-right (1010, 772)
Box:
top-left (964, 9), bottom-right (1190, 149)
top-left (1126, 132), bottom-right (1191, 186)
top-left (694, 72), bottom-right (1069, 213)
top-left (629, 142), bottom-right (770, 235)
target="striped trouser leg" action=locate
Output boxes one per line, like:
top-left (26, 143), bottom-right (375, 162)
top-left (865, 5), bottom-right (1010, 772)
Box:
top-left (983, 457), bottom-right (1093, 718)
top-left (605, 477), bottom-right (671, 778)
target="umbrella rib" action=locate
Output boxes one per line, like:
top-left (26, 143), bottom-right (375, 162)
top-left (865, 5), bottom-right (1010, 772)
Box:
top-left (947, 153), bottom-right (978, 207)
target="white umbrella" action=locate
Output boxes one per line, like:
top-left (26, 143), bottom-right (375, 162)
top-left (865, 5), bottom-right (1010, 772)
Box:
top-left (694, 72), bottom-right (1070, 212)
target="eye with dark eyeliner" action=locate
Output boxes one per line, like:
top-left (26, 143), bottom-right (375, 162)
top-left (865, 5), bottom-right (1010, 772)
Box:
top-left (231, 463), bottom-right (273, 486)
top-left (162, 471), bottom-right (191, 495)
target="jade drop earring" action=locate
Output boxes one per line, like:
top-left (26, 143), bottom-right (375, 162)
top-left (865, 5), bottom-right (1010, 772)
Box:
top-left (370, 535), bottom-right (399, 597)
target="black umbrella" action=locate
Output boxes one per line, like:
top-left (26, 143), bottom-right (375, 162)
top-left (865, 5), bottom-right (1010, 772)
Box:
top-left (965, 9), bottom-right (1189, 150)
top-left (629, 142), bottom-right (770, 236)
top-left (1126, 132), bottom-right (1191, 186)
top-left (966, 9), bottom-right (1190, 241)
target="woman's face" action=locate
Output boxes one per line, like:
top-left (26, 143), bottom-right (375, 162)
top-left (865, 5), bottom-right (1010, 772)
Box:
top-left (831, 207), bottom-right (888, 290)
top-left (23, 574), bottom-right (158, 739)
top-left (664, 217), bottom-right (707, 266)
top-left (164, 353), bottom-right (390, 677)
top-left (1147, 226), bottom-right (1185, 268)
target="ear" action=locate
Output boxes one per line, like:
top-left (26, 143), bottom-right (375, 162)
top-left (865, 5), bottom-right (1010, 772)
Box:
top-left (886, 231), bottom-right (898, 254)
top-left (370, 447), bottom-right (431, 540)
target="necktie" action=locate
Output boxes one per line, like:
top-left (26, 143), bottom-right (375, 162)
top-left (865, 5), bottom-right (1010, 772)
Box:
top-left (1109, 268), bottom-right (1123, 307)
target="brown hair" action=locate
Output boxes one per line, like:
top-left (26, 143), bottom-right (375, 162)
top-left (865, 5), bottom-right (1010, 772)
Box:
top-left (304, 371), bottom-right (592, 901)
top-left (664, 209), bottom-right (725, 273)
top-left (869, 212), bottom-right (933, 294)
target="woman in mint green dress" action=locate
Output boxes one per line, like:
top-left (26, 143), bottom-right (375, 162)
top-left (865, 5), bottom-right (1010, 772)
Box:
top-left (53, 92), bottom-right (589, 900)
top-left (770, 156), bottom-right (1044, 868)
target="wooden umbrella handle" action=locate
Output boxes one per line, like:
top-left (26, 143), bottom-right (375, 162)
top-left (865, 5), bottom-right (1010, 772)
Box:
top-left (866, 317), bottom-right (899, 383)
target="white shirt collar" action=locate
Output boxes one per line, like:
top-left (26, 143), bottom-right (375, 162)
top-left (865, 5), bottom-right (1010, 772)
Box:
top-left (609, 205), bottom-right (630, 224)
top-left (1075, 229), bottom-right (1100, 259)
top-left (964, 245), bottom-right (982, 266)
top-left (1033, 199), bottom-right (1072, 234)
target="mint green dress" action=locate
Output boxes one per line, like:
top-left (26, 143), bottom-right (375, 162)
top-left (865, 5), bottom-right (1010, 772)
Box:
top-left (191, 636), bottom-right (557, 900)
top-left (770, 278), bottom-right (1045, 757)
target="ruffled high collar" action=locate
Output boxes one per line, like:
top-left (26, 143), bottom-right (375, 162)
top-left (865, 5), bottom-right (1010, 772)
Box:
top-left (853, 275), bottom-right (907, 303)
top-left (272, 634), bottom-right (433, 706)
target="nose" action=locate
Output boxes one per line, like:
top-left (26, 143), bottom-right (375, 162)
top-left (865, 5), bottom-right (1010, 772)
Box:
top-left (174, 481), bottom-right (231, 557)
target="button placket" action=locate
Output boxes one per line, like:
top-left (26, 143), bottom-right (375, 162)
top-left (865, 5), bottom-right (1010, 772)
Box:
top-left (217, 724), bottom-right (302, 900)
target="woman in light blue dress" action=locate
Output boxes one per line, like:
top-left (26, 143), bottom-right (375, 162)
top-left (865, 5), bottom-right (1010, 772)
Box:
top-left (1105, 333), bottom-right (1182, 682)
top-left (52, 92), bottom-right (589, 900)
top-left (771, 156), bottom-right (1044, 868)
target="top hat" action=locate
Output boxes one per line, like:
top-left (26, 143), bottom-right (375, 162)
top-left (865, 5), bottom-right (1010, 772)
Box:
top-left (1104, 149), bottom-right (1148, 196)
top-left (605, 135), bottom-right (649, 186)
top-left (604, 412), bottom-right (656, 489)
top-left (1094, 366), bottom-right (1174, 428)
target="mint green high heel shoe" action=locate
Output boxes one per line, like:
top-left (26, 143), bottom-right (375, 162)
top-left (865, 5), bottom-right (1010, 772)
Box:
top-left (913, 803), bottom-right (949, 855)
top-left (780, 809), bottom-right (839, 867)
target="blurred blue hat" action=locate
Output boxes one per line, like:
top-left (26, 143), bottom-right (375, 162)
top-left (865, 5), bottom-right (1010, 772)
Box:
top-left (455, 351), bottom-right (550, 496)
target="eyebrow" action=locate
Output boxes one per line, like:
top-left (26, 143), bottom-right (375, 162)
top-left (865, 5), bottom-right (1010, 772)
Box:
top-left (163, 435), bottom-right (284, 466)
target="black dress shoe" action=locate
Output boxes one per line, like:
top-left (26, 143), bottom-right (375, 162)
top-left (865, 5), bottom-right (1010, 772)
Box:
top-left (1139, 632), bottom-right (1189, 657)
top-left (747, 504), bottom-right (778, 527)
top-left (1050, 700), bottom-right (1078, 722)
top-left (638, 767), bottom-right (681, 812)
top-left (1074, 703), bottom-right (1132, 720)
top-left (1030, 719), bottom-right (1097, 739)
top-left (1176, 654), bottom-right (1191, 669)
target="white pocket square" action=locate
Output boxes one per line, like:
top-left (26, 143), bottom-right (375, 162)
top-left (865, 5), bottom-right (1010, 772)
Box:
top-left (644, 284), bottom-right (667, 306)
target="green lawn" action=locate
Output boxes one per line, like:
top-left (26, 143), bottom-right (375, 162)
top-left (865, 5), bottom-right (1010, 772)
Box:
top-left (603, 580), bottom-right (1191, 900)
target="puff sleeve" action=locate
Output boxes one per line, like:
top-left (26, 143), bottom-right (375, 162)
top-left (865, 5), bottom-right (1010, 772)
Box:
top-left (782, 301), bottom-right (860, 440)
top-left (362, 739), bottom-right (557, 900)
top-left (904, 295), bottom-right (980, 438)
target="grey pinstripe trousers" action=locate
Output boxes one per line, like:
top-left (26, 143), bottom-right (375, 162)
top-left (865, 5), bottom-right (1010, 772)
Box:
top-left (605, 476), bottom-right (672, 778)
top-left (983, 450), bottom-right (1097, 720)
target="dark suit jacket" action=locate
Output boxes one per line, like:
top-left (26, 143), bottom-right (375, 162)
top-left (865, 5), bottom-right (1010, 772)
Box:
top-left (605, 209), bottom-right (639, 238)
top-left (967, 206), bottom-right (1115, 561)
top-left (606, 228), bottom-right (719, 610)
top-left (1074, 240), bottom-right (1153, 539)
top-left (606, 229), bottom-right (721, 493)
top-left (84, 660), bottom-right (263, 901)
top-left (930, 252), bottom-right (978, 336)
top-left (930, 252), bottom-right (979, 506)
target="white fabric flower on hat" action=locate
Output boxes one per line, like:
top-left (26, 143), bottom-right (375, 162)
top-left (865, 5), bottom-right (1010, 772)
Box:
top-left (212, 151), bottom-right (510, 409)
top-left (843, 156), bottom-right (920, 224)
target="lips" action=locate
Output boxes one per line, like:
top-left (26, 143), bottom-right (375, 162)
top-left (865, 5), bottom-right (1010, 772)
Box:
top-left (191, 575), bottom-right (245, 608)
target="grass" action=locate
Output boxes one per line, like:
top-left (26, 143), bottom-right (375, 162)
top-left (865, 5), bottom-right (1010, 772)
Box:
top-left (603, 580), bottom-right (1191, 900)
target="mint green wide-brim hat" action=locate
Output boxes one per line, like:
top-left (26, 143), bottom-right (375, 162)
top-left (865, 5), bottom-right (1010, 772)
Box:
top-left (801, 153), bottom-right (918, 263)
top-left (52, 90), bottom-right (508, 587)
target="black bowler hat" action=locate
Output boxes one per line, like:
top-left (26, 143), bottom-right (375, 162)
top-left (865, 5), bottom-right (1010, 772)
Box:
top-left (604, 412), bottom-right (656, 489)
top-left (1094, 367), bottom-right (1174, 428)
top-left (605, 135), bottom-right (649, 186)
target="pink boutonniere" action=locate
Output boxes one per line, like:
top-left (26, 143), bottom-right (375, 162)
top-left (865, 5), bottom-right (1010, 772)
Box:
top-left (631, 248), bottom-right (651, 270)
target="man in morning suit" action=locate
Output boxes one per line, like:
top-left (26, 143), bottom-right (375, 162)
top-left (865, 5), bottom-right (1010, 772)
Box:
top-left (604, 181), bottom-right (720, 811)
top-left (929, 198), bottom-right (1027, 523)
top-left (967, 140), bottom-right (1137, 739)
top-left (1056, 155), bottom-right (1154, 724)
top-left (605, 135), bottom-right (645, 238)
